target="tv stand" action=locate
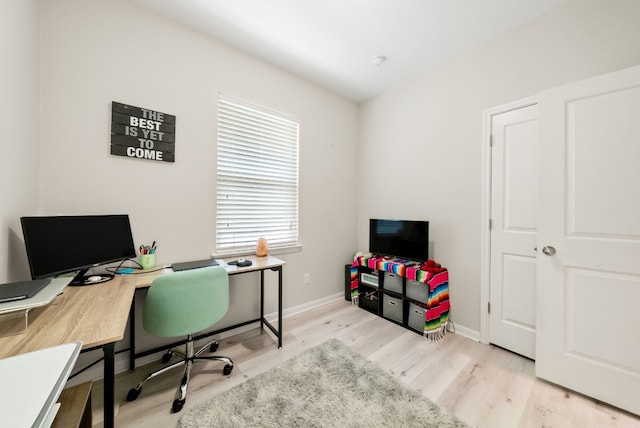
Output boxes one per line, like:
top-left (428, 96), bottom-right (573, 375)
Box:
top-left (346, 254), bottom-right (450, 341)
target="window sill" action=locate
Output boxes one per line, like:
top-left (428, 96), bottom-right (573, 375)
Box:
top-left (212, 244), bottom-right (302, 260)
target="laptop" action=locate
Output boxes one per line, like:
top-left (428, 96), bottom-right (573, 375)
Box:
top-left (0, 278), bottom-right (51, 303)
top-left (171, 259), bottom-right (219, 272)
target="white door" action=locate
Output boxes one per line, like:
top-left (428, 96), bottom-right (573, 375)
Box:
top-left (536, 64), bottom-right (640, 415)
top-left (489, 104), bottom-right (538, 359)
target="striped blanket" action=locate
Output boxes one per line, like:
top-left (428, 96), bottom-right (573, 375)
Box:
top-left (350, 255), bottom-right (450, 342)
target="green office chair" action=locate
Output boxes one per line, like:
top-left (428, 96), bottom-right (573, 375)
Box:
top-left (126, 266), bottom-right (234, 413)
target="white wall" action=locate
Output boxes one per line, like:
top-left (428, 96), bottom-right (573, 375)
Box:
top-left (0, 0), bottom-right (41, 283)
top-left (358, 0), bottom-right (640, 335)
top-left (38, 0), bottom-right (359, 364)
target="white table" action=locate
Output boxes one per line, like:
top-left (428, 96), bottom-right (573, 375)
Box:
top-left (0, 341), bottom-right (82, 428)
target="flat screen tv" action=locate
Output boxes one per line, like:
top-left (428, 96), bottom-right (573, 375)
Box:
top-left (21, 214), bottom-right (137, 286)
top-left (369, 219), bottom-right (429, 261)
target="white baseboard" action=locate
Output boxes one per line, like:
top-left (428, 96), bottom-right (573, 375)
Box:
top-left (265, 292), bottom-right (344, 322)
top-left (66, 292), bottom-right (346, 386)
top-left (451, 323), bottom-right (480, 342)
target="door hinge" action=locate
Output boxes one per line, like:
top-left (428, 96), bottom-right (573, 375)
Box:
top-left (489, 135), bottom-right (494, 147)
top-left (488, 302), bottom-right (491, 314)
top-left (489, 218), bottom-right (492, 230)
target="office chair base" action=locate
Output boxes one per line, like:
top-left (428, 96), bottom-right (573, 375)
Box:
top-left (126, 338), bottom-right (234, 413)
top-left (126, 386), bottom-right (142, 402)
top-left (172, 398), bottom-right (185, 413)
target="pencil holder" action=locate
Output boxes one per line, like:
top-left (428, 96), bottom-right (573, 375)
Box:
top-left (140, 253), bottom-right (155, 270)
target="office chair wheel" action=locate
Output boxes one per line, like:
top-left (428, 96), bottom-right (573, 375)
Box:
top-left (223, 364), bottom-right (233, 375)
top-left (209, 342), bottom-right (218, 352)
top-left (161, 351), bottom-right (173, 363)
top-left (172, 398), bottom-right (185, 413)
top-left (126, 386), bottom-right (142, 402)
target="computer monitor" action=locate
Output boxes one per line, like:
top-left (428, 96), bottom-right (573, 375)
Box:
top-left (20, 214), bottom-right (137, 286)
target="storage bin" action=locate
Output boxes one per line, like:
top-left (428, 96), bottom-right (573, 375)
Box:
top-left (382, 293), bottom-right (403, 324)
top-left (406, 279), bottom-right (429, 303)
top-left (383, 272), bottom-right (403, 294)
top-left (407, 301), bottom-right (426, 333)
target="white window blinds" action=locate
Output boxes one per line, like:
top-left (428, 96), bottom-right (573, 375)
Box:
top-left (216, 95), bottom-right (299, 254)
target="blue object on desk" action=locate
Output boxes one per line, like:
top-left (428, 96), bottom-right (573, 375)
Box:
top-left (116, 268), bottom-right (135, 274)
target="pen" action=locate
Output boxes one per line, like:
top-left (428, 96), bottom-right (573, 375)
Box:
top-left (139, 243), bottom-right (157, 254)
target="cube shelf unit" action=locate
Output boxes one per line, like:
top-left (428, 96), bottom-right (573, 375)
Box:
top-left (354, 265), bottom-right (429, 335)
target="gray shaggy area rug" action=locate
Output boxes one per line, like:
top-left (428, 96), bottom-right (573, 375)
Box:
top-left (177, 338), bottom-right (467, 428)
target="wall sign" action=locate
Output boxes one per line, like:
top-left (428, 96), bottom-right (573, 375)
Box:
top-left (110, 101), bottom-right (176, 162)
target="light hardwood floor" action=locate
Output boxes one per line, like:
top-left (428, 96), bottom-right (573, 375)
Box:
top-left (91, 300), bottom-right (640, 427)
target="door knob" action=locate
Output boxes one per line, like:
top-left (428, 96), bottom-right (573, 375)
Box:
top-left (542, 246), bottom-right (556, 256)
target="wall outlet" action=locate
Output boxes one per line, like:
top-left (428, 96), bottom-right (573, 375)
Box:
top-left (304, 273), bottom-right (311, 285)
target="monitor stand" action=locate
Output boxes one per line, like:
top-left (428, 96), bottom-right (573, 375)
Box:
top-left (70, 270), bottom-right (114, 286)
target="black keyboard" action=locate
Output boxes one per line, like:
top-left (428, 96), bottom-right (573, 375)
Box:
top-left (171, 259), bottom-right (219, 271)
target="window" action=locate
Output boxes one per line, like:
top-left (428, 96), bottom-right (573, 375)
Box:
top-left (215, 94), bottom-right (299, 255)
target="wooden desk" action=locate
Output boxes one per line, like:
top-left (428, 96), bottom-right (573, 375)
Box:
top-left (0, 277), bottom-right (135, 428)
top-left (0, 255), bottom-right (284, 427)
top-left (127, 255), bottom-right (285, 371)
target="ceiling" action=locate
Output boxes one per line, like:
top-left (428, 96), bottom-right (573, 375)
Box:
top-left (131, 0), bottom-right (566, 102)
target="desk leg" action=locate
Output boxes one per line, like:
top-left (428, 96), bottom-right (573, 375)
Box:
top-left (277, 266), bottom-right (282, 349)
top-left (129, 297), bottom-right (136, 371)
top-left (103, 342), bottom-right (115, 428)
top-left (260, 270), bottom-right (265, 331)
